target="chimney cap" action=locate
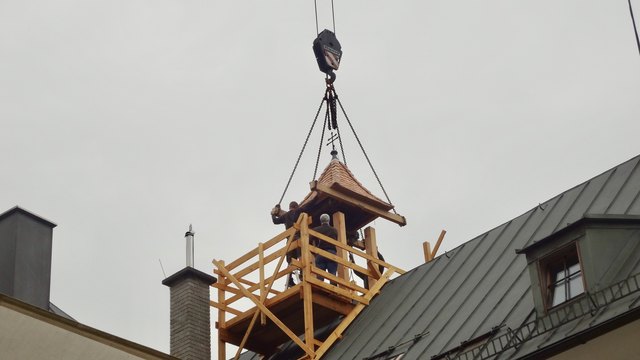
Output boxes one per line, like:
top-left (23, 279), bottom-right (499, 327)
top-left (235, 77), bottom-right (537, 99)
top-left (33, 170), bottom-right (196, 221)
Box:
top-left (0, 206), bottom-right (57, 228)
top-left (162, 267), bottom-right (216, 287)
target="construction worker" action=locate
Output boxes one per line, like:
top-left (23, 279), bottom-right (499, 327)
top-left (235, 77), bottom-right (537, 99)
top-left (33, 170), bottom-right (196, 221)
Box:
top-left (271, 201), bottom-right (302, 287)
top-left (311, 213), bottom-right (338, 280)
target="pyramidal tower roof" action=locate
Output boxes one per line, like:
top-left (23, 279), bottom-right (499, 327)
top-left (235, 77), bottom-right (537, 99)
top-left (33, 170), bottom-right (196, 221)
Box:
top-left (300, 152), bottom-right (406, 229)
top-left (301, 155), bottom-right (391, 209)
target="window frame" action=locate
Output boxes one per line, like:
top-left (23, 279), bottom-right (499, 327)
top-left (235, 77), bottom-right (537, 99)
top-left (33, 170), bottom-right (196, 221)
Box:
top-left (537, 242), bottom-right (586, 310)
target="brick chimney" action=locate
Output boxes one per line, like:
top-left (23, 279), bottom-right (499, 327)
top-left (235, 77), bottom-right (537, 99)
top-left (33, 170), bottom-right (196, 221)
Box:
top-left (162, 226), bottom-right (216, 360)
top-left (0, 206), bottom-right (56, 310)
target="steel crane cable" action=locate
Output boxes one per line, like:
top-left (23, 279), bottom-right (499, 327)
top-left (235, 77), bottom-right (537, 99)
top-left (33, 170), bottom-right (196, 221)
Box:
top-left (277, 97), bottom-right (326, 206)
top-left (336, 123), bottom-right (347, 165)
top-left (335, 93), bottom-right (399, 214)
top-left (313, 110), bottom-right (330, 180)
top-left (314, 0), bottom-right (337, 35)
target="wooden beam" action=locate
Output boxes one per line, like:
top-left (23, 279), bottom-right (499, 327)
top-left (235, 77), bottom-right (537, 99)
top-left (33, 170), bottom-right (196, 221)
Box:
top-left (312, 269), bottom-right (395, 359)
top-left (231, 245), bottom-right (298, 281)
top-left (259, 242), bottom-right (266, 326)
top-left (217, 260), bottom-right (226, 360)
top-left (364, 227), bottom-right (380, 286)
top-left (332, 212), bottom-right (350, 286)
top-left (308, 229), bottom-right (405, 274)
top-left (224, 227), bottom-right (295, 271)
top-left (228, 234), bottom-right (299, 359)
top-left (299, 213), bottom-right (316, 355)
top-left (432, 230), bottom-right (447, 259)
top-left (311, 291), bottom-right (354, 316)
top-left (234, 312), bottom-right (260, 360)
top-left (312, 182), bottom-right (407, 226)
top-left (212, 259), bottom-right (315, 357)
top-left (309, 266), bottom-right (368, 294)
top-left (209, 300), bottom-right (242, 316)
top-left (306, 276), bottom-right (369, 305)
top-left (223, 283), bottom-right (302, 329)
top-left (423, 241), bottom-right (432, 262)
top-left (312, 247), bottom-right (371, 277)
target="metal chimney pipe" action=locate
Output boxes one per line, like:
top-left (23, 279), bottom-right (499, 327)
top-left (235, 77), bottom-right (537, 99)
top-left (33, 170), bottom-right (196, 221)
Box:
top-left (185, 224), bottom-right (194, 267)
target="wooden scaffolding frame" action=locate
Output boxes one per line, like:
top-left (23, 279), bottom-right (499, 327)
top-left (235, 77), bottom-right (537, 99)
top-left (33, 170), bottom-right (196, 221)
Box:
top-left (211, 212), bottom-right (405, 360)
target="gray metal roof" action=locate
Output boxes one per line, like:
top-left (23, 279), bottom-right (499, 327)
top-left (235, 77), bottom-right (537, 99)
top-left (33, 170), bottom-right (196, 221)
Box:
top-left (322, 154), bottom-right (640, 360)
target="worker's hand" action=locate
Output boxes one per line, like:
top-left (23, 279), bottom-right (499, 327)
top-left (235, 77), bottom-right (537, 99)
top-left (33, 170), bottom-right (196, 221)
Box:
top-left (271, 207), bottom-right (280, 216)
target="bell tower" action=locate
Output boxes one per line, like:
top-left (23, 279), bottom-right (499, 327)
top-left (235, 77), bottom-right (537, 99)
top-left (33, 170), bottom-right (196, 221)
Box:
top-left (211, 152), bottom-right (406, 360)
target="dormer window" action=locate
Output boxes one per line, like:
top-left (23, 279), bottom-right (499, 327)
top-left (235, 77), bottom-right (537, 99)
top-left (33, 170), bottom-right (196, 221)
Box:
top-left (518, 214), bottom-right (640, 316)
top-left (542, 245), bottom-right (584, 307)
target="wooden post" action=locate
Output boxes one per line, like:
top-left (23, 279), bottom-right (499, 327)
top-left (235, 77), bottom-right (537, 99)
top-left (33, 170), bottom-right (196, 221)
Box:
top-left (423, 241), bottom-right (432, 262)
top-left (364, 227), bottom-right (381, 288)
top-left (332, 212), bottom-right (349, 286)
top-left (217, 260), bottom-right (226, 360)
top-left (233, 235), bottom-right (295, 359)
top-left (258, 242), bottom-right (266, 325)
top-left (212, 259), bottom-right (314, 357)
top-left (300, 214), bottom-right (315, 354)
top-left (431, 230), bottom-right (447, 259)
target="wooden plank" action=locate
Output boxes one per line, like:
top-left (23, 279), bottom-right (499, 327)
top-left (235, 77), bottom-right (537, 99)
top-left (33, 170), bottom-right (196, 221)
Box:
top-left (233, 232), bottom-right (297, 358)
top-left (223, 266), bottom-right (291, 306)
top-left (303, 281), bottom-right (315, 353)
top-left (312, 182), bottom-right (407, 226)
top-left (367, 261), bottom-right (382, 280)
top-left (432, 229), bottom-right (447, 259)
top-left (231, 246), bottom-right (297, 281)
top-left (309, 266), bottom-right (368, 294)
top-left (423, 241), bottom-right (432, 262)
top-left (259, 242), bottom-right (266, 326)
top-left (312, 247), bottom-right (371, 277)
top-left (234, 311), bottom-right (259, 360)
top-left (212, 259), bottom-right (315, 357)
top-left (299, 214), bottom-right (315, 353)
top-left (364, 227), bottom-right (380, 286)
top-left (332, 212), bottom-right (350, 287)
top-left (225, 227), bottom-right (295, 271)
top-left (223, 283), bottom-right (301, 329)
top-left (217, 260), bottom-right (226, 360)
top-left (312, 269), bottom-right (395, 359)
top-left (308, 229), bottom-right (405, 274)
top-left (209, 300), bottom-right (242, 316)
top-left (306, 276), bottom-right (369, 305)
top-left (311, 291), bottom-right (354, 316)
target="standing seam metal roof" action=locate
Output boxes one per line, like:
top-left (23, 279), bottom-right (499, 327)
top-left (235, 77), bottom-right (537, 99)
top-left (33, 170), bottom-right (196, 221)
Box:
top-left (323, 154), bottom-right (640, 360)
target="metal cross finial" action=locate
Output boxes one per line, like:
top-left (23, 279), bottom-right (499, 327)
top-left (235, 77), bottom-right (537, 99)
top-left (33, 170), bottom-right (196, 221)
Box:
top-left (326, 132), bottom-right (339, 151)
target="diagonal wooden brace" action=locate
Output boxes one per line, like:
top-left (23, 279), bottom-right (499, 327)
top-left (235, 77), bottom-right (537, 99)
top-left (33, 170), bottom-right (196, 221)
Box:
top-left (213, 259), bottom-right (315, 358)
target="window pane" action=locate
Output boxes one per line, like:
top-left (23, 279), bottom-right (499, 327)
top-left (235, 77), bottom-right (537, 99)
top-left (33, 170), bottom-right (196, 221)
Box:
top-left (551, 281), bottom-right (566, 306)
top-left (568, 262), bottom-right (581, 275)
top-left (569, 273), bottom-right (584, 299)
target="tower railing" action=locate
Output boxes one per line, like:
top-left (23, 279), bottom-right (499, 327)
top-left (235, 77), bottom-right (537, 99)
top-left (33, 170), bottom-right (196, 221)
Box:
top-left (211, 212), bottom-right (405, 360)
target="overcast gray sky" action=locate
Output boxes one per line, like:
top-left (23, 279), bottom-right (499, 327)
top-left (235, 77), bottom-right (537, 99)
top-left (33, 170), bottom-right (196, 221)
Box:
top-left (1, 0), bottom-right (639, 355)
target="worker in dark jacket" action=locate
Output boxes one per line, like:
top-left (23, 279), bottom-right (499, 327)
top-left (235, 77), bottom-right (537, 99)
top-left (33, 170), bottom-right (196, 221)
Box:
top-left (271, 201), bottom-right (301, 287)
top-left (271, 201), bottom-right (301, 230)
top-left (311, 213), bottom-right (338, 279)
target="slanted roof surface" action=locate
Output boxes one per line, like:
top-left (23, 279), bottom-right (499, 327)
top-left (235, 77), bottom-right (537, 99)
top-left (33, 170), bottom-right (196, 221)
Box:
top-left (322, 154), bottom-right (640, 360)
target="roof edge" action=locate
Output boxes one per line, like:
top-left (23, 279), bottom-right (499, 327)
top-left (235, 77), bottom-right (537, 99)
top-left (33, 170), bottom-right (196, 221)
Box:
top-left (0, 206), bottom-right (57, 228)
top-left (0, 293), bottom-right (177, 359)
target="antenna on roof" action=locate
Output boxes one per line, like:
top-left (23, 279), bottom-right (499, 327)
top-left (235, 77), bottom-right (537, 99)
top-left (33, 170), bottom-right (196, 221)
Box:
top-left (185, 224), bottom-right (194, 268)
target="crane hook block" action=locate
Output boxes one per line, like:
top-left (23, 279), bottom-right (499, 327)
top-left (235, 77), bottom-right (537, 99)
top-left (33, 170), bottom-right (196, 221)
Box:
top-left (313, 29), bottom-right (342, 79)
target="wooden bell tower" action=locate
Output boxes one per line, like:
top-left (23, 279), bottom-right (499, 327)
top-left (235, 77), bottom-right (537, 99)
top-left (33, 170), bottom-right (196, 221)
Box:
top-left (211, 152), bottom-right (406, 360)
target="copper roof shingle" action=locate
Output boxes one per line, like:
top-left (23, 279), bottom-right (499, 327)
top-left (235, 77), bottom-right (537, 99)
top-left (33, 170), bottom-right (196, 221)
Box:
top-left (300, 158), bottom-right (392, 209)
